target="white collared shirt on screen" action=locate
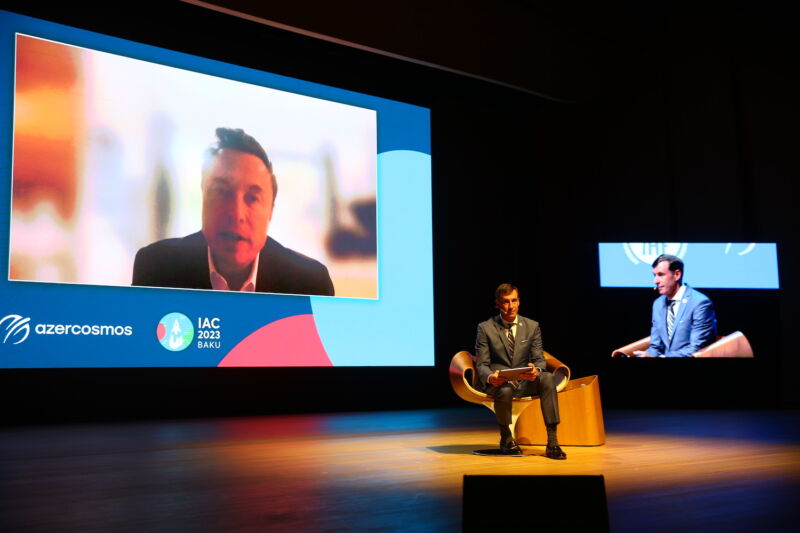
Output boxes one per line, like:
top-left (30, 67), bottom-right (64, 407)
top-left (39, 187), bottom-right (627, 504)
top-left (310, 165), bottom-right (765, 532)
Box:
top-left (670, 283), bottom-right (687, 316)
top-left (207, 247), bottom-right (259, 292)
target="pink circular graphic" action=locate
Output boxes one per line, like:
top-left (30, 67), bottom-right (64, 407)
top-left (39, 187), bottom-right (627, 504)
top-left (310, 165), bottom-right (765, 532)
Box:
top-left (156, 322), bottom-right (166, 341)
top-left (218, 314), bottom-right (332, 367)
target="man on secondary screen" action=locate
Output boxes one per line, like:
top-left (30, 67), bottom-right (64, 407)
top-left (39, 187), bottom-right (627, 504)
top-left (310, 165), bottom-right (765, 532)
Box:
top-left (633, 254), bottom-right (717, 358)
top-left (132, 127), bottom-right (334, 296)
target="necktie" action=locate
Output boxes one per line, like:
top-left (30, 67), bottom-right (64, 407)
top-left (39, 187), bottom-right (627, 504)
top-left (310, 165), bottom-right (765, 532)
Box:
top-left (667, 299), bottom-right (677, 339)
top-left (506, 323), bottom-right (518, 389)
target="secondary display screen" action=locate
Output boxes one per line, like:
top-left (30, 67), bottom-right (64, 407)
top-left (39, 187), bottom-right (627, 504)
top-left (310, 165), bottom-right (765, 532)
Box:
top-left (600, 242), bottom-right (779, 359)
top-left (0, 11), bottom-right (433, 367)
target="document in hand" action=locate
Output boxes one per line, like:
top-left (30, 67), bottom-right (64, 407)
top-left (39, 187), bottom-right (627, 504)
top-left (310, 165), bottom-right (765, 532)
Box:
top-left (498, 367), bottom-right (535, 379)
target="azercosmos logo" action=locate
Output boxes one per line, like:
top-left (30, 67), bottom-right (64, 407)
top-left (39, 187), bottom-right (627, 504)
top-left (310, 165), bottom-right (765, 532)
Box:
top-left (35, 323), bottom-right (133, 336)
top-left (1, 314), bottom-right (133, 345)
top-left (1, 314), bottom-right (30, 344)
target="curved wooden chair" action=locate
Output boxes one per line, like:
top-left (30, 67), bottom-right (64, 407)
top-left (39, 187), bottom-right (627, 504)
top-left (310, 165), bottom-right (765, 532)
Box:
top-left (449, 351), bottom-right (570, 435)
top-left (610, 331), bottom-right (754, 358)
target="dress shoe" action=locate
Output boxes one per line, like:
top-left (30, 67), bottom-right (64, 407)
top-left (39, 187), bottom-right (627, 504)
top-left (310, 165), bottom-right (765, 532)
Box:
top-left (545, 444), bottom-right (567, 460)
top-left (500, 438), bottom-right (523, 455)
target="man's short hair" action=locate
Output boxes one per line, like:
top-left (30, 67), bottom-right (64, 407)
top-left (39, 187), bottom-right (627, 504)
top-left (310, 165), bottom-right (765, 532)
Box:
top-left (203, 127), bottom-right (278, 202)
top-left (495, 283), bottom-right (519, 300)
top-left (652, 254), bottom-right (684, 275)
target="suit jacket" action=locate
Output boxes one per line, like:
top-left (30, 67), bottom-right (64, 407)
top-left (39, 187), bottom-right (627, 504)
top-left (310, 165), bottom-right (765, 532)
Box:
top-left (132, 231), bottom-right (334, 296)
top-left (645, 285), bottom-right (716, 358)
top-left (475, 314), bottom-right (547, 392)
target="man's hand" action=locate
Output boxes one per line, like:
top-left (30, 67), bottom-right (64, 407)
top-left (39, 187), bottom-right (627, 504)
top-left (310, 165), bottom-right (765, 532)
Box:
top-left (519, 363), bottom-right (539, 381)
top-left (487, 370), bottom-right (508, 387)
top-left (632, 350), bottom-right (653, 358)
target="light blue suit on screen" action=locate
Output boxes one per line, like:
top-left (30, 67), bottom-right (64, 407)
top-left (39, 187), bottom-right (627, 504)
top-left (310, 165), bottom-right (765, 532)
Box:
top-left (645, 285), bottom-right (717, 358)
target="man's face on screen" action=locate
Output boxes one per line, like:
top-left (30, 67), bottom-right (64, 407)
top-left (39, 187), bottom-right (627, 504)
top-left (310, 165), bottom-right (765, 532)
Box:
top-left (653, 260), bottom-right (682, 298)
top-left (496, 290), bottom-right (520, 322)
top-left (202, 149), bottom-right (274, 274)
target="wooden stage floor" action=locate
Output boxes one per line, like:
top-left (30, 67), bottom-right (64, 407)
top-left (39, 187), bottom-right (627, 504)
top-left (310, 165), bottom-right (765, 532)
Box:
top-left (1, 408), bottom-right (799, 532)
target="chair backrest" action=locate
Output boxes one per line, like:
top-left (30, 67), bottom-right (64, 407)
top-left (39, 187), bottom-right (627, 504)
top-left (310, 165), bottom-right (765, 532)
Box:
top-left (610, 331), bottom-right (753, 358)
top-left (610, 337), bottom-right (650, 358)
top-left (693, 331), bottom-right (753, 358)
top-left (449, 351), bottom-right (488, 405)
top-left (544, 352), bottom-right (571, 392)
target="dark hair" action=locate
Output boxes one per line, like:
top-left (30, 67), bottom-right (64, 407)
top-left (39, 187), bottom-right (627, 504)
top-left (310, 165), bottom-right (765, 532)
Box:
top-left (652, 254), bottom-right (684, 275)
top-left (203, 127), bottom-right (277, 202)
top-left (495, 283), bottom-right (519, 300)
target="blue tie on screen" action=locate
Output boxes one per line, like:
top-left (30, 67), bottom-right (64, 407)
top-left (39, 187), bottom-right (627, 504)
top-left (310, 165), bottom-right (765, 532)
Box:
top-left (667, 300), bottom-right (677, 339)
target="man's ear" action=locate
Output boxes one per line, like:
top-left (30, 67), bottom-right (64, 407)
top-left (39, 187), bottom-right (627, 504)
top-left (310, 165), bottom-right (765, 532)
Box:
top-left (675, 269), bottom-right (683, 282)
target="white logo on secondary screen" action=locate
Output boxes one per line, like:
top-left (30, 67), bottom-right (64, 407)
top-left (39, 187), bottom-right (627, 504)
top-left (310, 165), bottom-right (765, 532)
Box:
top-left (623, 243), bottom-right (687, 265)
top-left (623, 242), bottom-right (758, 265)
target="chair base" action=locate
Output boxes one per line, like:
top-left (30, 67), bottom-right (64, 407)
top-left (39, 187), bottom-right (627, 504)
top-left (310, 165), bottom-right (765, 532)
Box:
top-left (515, 375), bottom-right (606, 446)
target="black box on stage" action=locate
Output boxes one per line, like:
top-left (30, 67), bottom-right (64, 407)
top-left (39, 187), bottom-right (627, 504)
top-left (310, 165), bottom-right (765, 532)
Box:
top-left (462, 475), bottom-right (609, 532)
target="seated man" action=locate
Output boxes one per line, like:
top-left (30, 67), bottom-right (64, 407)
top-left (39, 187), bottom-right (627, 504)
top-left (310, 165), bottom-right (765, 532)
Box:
top-left (633, 254), bottom-right (717, 358)
top-left (133, 127), bottom-right (334, 296)
top-left (475, 283), bottom-right (565, 459)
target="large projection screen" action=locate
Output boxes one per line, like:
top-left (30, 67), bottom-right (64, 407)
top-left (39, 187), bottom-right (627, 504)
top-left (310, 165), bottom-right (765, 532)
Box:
top-left (0, 10), bottom-right (433, 368)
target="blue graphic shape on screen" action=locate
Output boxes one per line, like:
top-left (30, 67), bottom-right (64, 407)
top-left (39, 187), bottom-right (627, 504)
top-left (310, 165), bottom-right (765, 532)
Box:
top-left (598, 243), bottom-right (779, 289)
top-left (311, 151), bottom-right (434, 366)
top-left (0, 284), bottom-right (316, 368)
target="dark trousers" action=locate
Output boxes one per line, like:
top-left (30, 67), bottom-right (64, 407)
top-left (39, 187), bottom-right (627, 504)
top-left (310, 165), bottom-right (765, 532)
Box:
top-left (486, 371), bottom-right (560, 426)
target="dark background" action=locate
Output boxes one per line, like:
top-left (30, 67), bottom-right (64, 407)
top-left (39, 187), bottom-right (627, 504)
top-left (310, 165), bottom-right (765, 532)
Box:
top-left (1, 1), bottom-right (796, 423)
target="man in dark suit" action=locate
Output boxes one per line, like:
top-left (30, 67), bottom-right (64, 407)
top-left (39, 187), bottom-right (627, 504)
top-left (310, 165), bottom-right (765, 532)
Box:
top-left (475, 283), bottom-right (565, 459)
top-left (633, 254), bottom-right (716, 358)
top-left (132, 128), bottom-right (334, 296)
